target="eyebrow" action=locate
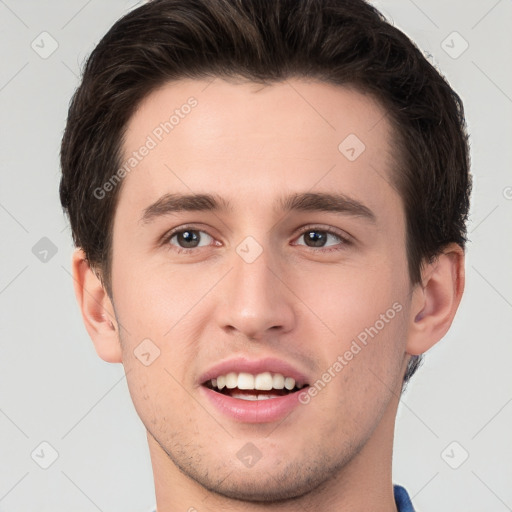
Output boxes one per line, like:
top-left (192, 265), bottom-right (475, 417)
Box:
top-left (140, 191), bottom-right (376, 224)
top-left (141, 193), bottom-right (233, 223)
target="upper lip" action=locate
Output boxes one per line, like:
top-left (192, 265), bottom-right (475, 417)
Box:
top-left (198, 357), bottom-right (310, 387)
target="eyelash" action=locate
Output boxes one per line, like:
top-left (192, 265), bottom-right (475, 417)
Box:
top-left (161, 224), bottom-right (352, 255)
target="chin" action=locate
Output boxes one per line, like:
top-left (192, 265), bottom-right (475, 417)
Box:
top-left (173, 451), bottom-right (345, 503)
top-left (197, 471), bottom-right (320, 502)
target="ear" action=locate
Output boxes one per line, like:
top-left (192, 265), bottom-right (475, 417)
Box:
top-left (71, 248), bottom-right (122, 363)
top-left (406, 243), bottom-right (465, 355)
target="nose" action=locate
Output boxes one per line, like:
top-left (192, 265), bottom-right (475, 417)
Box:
top-left (215, 244), bottom-right (296, 341)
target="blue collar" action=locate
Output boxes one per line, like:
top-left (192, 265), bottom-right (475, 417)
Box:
top-left (394, 484), bottom-right (416, 511)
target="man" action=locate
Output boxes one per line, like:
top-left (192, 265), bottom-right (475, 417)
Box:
top-left (60, 0), bottom-right (471, 510)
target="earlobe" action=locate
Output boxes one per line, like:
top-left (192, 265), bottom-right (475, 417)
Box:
top-left (406, 243), bottom-right (465, 355)
top-left (71, 248), bottom-right (122, 363)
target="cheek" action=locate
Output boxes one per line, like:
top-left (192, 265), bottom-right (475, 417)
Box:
top-left (112, 257), bottom-right (205, 339)
top-left (308, 265), bottom-right (408, 400)
top-left (118, 316), bottom-right (199, 425)
top-left (122, 362), bottom-right (184, 435)
top-left (299, 259), bottom-right (401, 330)
top-left (316, 314), bottom-right (407, 436)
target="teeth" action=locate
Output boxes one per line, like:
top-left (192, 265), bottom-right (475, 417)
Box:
top-left (254, 372), bottom-right (273, 390)
top-left (209, 372), bottom-right (299, 391)
top-left (284, 377), bottom-right (295, 391)
top-left (225, 372), bottom-right (238, 389)
top-left (230, 392), bottom-right (283, 401)
top-left (272, 373), bottom-right (285, 389)
top-left (231, 393), bottom-right (258, 400)
top-left (237, 372), bottom-right (254, 389)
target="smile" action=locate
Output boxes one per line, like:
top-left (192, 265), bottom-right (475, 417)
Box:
top-left (204, 371), bottom-right (307, 401)
top-left (199, 357), bottom-right (311, 422)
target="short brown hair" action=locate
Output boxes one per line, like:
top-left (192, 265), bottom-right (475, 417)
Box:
top-left (60, 0), bottom-right (471, 385)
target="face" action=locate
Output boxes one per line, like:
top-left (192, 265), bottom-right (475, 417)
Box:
top-left (110, 78), bottom-right (413, 501)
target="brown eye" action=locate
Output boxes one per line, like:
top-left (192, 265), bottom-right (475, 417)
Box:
top-left (295, 227), bottom-right (351, 252)
top-left (166, 228), bottom-right (214, 252)
top-left (302, 230), bottom-right (330, 247)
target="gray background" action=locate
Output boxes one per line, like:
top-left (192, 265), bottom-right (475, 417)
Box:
top-left (0, 0), bottom-right (511, 510)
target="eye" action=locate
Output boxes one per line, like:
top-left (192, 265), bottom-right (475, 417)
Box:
top-left (165, 227), bottom-right (216, 253)
top-left (294, 227), bottom-right (351, 252)
top-left (161, 225), bottom-right (351, 255)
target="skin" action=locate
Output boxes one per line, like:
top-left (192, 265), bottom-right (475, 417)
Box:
top-left (72, 78), bottom-right (465, 511)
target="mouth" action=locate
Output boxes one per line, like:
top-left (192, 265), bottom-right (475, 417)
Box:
top-left (197, 357), bottom-right (311, 424)
top-left (198, 358), bottom-right (312, 422)
top-left (202, 371), bottom-right (308, 401)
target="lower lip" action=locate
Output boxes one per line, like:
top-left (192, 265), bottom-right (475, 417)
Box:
top-left (200, 386), bottom-right (307, 423)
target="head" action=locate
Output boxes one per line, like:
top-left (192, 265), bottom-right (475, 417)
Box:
top-left (60, 0), bottom-right (470, 503)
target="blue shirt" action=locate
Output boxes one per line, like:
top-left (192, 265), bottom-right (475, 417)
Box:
top-left (148, 484), bottom-right (415, 511)
top-left (394, 484), bottom-right (416, 511)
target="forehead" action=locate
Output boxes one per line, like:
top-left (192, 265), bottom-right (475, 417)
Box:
top-left (124, 77), bottom-right (392, 156)
top-left (117, 77), bottom-right (399, 224)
